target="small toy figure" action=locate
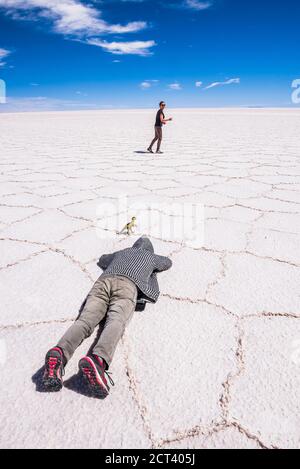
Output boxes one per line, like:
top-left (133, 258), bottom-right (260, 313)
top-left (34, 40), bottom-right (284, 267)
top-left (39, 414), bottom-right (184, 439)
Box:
top-left (118, 216), bottom-right (137, 236)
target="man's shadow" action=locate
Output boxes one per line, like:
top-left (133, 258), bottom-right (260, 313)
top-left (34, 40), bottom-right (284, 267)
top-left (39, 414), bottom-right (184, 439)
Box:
top-left (134, 151), bottom-right (150, 154)
top-left (32, 298), bottom-right (108, 399)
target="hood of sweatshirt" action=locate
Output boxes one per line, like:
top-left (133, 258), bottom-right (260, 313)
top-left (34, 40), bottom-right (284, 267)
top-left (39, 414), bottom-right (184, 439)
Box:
top-left (132, 236), bottom-right (154, 254)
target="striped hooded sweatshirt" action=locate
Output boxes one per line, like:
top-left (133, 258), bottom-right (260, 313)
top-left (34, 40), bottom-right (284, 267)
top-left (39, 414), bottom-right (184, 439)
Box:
top-left (97, 236), bottom-right (172, 304)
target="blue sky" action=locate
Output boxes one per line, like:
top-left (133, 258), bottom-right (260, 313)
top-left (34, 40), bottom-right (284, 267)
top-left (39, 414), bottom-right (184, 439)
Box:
top-left (0, 0), bottom-right (300, 111)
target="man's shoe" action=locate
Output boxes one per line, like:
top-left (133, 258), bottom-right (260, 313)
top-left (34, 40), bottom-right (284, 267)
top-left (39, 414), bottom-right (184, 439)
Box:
top-left (42, 347), bottom-right (65, 391)
top-left (147, 147), bottom-right (154, 153)
top-left (156, 150), bottom-right (164, 154)
top-left (79, 355), bottom-right (114, 399)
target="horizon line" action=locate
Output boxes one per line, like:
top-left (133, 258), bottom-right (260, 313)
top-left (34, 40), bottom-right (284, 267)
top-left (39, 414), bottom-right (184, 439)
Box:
top-left (1, 105), bottom-right (300, 115)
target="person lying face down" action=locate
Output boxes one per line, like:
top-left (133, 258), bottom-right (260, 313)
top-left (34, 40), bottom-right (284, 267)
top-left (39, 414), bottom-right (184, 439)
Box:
top-left (42, 236), bottom-right (172, 399)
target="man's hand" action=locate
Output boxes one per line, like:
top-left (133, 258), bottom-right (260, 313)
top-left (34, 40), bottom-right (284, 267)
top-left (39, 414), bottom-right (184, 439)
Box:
top-left (169, 117), bottom-right (173, 121)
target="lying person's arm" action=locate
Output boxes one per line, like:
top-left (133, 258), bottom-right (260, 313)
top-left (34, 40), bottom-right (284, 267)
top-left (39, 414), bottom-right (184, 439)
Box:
top-left (97, 253), bottom-right (115, 270)
top-left (154, 255), bottom-right (173, 273)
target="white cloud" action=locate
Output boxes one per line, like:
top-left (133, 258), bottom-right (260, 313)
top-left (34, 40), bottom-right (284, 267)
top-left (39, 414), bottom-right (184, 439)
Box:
top-left (182, 0), bottom-right (213, 10)
top-left (0, 48), bottom-right (9, 59)
top-left (205, 78), bottom-right (240, 89)
top-left (86, 39), bottom-right (156, 56)
top-left (139, 79), bottom-right (159, 89)
top-left (226, 78), bottom-right (240, 85)
top-left (0, 1), bottom-right (147, 35)
top-left (168, 83), bottom-right (182, 90)
top-left (195, 81), bottom-right (203, 87)
top-left (0, 1), bottom-right (154, 56)
top-left (160, 0), bottom-right (213, 10)
top-left (0, 48), bottom-right (11, 67)
top-left (140, 81), bottom-right (151, 89)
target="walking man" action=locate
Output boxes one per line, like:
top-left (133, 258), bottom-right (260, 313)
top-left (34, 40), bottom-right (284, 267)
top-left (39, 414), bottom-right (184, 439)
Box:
top-left (147, 101), bottom-right (173, 154)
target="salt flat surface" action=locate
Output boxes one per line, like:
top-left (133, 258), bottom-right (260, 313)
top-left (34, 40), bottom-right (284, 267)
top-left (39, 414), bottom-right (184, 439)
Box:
top-left (0, 108), bottom-right (299, 449)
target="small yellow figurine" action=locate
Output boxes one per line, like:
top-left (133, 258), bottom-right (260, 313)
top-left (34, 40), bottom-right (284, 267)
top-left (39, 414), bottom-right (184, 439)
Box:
top-left (118, 217), bottom-right (137, 236)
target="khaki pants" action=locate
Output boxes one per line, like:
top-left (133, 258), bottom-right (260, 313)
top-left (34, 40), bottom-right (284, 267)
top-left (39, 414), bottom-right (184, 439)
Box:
top-left (57, 275), bottom-right (137, 368)
top-left (149, 126), bottom-right (163, 151)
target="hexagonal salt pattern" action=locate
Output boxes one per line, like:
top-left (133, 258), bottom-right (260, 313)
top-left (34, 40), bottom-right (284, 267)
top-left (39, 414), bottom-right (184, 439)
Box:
top-left (124, 298), bottom-right (237, 440)
top-left (0, 108), bottom-right (299, 448)
top-left (228, 317), bottom-right (300, 449)
top-left (164, 427), bottom-right (262, 449)
top-left (0, 323), bottom-right (150, 449)
top-left (0, 251), bottom-right (92, 326)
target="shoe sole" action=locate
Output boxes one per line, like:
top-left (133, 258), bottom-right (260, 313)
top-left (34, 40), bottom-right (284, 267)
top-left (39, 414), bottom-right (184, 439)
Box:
top-left (79, 357), bottom-right (109, 399)
top-left (42, 376), bottom-right (63, 392)
top-left (42, 356), bottom-right (63, 392)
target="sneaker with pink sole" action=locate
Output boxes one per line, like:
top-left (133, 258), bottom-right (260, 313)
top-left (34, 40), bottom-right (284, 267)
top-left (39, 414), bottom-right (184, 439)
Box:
top-left (79, 355), bottom-right (114, 398)
top-left (42, 347), bottom-right (65, 392)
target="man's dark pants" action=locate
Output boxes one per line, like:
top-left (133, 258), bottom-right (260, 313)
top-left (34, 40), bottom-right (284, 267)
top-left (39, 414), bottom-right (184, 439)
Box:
top-left (149, 126), bottom-right (162, 151)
